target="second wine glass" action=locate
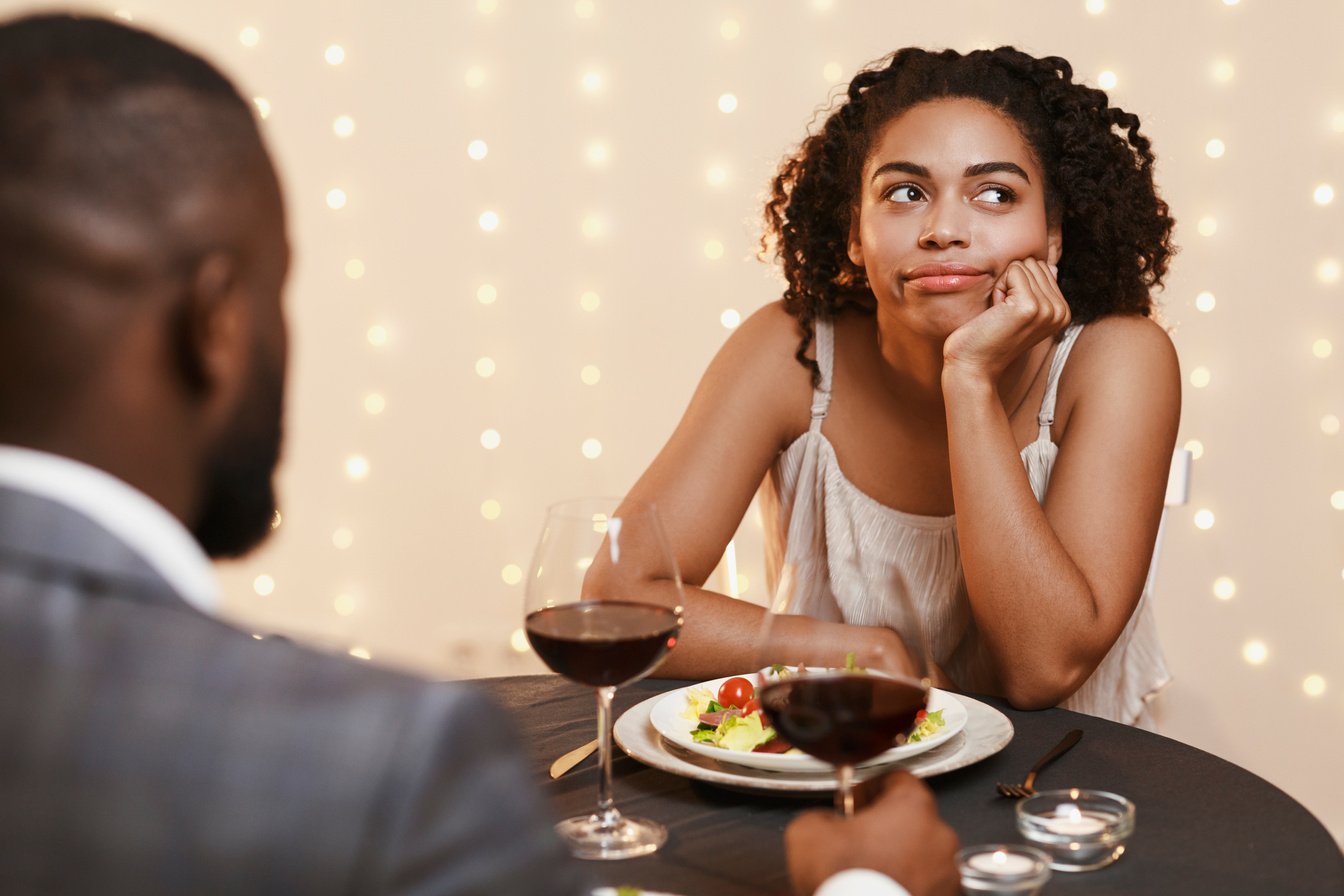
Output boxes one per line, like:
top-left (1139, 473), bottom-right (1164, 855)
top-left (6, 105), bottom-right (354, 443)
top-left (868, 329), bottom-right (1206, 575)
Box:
top-left (524, 497), bottom-right (684, 859)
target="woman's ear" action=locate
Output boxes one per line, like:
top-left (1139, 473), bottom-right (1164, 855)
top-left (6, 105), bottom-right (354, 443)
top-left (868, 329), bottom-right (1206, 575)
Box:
top-left (1046, 223), bottom-right (1063, 267)
top-left (847, 208), bottom-right (865, 268)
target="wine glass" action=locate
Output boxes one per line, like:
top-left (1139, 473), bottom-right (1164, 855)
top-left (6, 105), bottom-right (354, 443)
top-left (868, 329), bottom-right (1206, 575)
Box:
top-left (523, 497), bottom-right (684, 859)
top-left (755, 576), bottom-right (931, 817)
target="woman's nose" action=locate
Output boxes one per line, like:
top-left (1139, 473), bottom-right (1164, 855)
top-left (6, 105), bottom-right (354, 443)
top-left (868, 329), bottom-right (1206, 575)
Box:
top-left (918, 200), bottom-right (970, 249)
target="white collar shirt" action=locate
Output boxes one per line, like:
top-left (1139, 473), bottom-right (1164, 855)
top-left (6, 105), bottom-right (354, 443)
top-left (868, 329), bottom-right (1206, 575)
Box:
top-left (0, 445), bottom-right (218, 615)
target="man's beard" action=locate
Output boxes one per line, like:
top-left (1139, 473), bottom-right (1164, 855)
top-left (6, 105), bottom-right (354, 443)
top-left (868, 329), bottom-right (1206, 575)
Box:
top-left (192, 348), bottom-right (284, 559)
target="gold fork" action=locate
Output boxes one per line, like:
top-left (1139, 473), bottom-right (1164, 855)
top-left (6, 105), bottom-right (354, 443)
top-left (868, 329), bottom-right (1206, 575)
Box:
top-left (995, 728), bottom-right (1084, 798)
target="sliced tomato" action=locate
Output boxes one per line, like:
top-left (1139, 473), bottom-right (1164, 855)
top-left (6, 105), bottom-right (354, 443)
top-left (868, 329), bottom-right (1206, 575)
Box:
top-left (716, 676), bottom-right (755, 709)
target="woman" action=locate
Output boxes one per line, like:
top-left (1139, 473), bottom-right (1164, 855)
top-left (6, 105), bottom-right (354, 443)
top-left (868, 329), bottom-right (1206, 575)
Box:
top-left (627, 47), bottom-right (1179, 726)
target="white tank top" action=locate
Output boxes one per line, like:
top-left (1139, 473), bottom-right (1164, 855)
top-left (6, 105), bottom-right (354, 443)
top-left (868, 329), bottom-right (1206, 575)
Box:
top-left (759, 318), bottom-right (1170, 727)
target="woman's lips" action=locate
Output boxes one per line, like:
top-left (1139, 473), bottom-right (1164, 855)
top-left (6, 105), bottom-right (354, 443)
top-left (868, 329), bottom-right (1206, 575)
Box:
top-left (903, 263), bottom-right (990, 293)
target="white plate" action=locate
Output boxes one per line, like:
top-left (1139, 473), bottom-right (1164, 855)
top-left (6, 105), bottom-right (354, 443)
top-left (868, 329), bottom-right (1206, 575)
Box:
top-left (616, 688), bottom-right (1012, 793)
top-left (649, 675), bottom-right (968, 773)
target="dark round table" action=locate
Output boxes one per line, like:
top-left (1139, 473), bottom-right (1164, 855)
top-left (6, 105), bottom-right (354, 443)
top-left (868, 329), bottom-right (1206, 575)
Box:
top-left (478, 675), bottom-right (1344, 896)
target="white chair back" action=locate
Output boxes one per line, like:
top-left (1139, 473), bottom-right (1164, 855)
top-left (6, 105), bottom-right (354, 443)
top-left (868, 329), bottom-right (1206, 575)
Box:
top-left (1144, 447), bottom-right (1193, 598)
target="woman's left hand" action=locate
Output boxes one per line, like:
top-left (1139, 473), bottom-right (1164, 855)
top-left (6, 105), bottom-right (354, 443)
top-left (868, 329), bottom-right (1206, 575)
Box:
top-left (942, 258), bottom-right (1070, 383)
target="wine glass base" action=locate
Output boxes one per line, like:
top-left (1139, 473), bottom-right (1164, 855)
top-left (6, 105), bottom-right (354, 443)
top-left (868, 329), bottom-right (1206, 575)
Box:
top-left (555, 813), bottom-right (667, 860)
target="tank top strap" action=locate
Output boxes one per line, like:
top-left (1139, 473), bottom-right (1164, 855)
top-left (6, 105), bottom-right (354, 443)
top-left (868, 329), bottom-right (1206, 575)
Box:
top-left (808, 317), bottom-right (835, 432)
top-left (1037, 323), bottom-right (1084, 432)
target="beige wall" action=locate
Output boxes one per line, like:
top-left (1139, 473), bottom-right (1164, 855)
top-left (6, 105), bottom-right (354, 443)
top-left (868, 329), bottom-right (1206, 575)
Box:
top-left (9, 0), bottom-right (1341, 842)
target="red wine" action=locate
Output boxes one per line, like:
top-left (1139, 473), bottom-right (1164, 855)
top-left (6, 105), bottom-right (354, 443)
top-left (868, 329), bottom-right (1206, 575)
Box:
top-left (525, 601), bottom-right (681, 687)
top-left (758, 673), bottom-right (928, 766)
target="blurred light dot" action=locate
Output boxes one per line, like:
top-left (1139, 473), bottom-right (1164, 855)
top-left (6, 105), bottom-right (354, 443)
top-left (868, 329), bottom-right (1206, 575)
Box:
top-left (706, 164), bottom-right (728, 186)
top-left (113, 10), bottom-right (133, 20)
top-left (1318, 259), bottom-right (1341, 284)
top-left (334, 593), bottom-right (356, 616)
top-left (720, 19), bottom-right (740, 39)
top-left (324, 45), bottom-right (345, 66)
top-left (580, 290), bottom-right (601, 312)
top-left (477, 0), bottom-right (497, 12)
top-left (580, 364), bottom-right (601, 385)
top-left (1303, 675), bottom-right (1327, 697)
top-left (1242, 640), bottom-right (1267, 665)
top-left (501, 564), bottom-right (523, 585)
top-left (479, 210), bottom-right (499, 231)
top-left (345, 455), bottom-right (370, 480)
top-left (1086, 0), bottom-right (1105, 12)
top-left (812, 0), bottom-right (834, 10)
top-left (1204, 138), bottom-right (1225, 159)
top-left (1197, 216), bottom-right (1218, 236)
top-left (1189, 366), bottom-right (1211, 388)
top-left (332, 527), bottom-right (353, 550)
top-left (1332, 111), bottom-right (1344, 134)
top-left (1184, 439), bottom-right (1204, 460)
top-left (253, 574), bottom-right (275, 596)
top-left (581, 438), bottom-right (603, 459)
top-left (344, 258), bottom-right (365, 280)
top-left (736, 573), bottom-right (751, 594)
top-left (1313, 339), bottom-right (1333, 359)
top-left (1195, 291), bottom-right (1216, 312)
top-left (718, 93), bottom-right (738, 113)
top-left (1314, 184), bottom-right (1335, 205)
top-left (510, 627), bottom-right (530, 652)
top-left (581, 215), bottom-right (605, 239)
top-left (581, 70), bottom-right (603, 93)
top-left (1097, 70), bottom-right (1117, 90)
top-left (585, 141), bottom-right (609, 165)
top-left (1213, 576), bottom-right (1236, 600)
top-left (366, 325), bottom-right (388, 346)
top-left (364, 393), bottom-right (385, 415)
top-left (575, 0), bottom-right (595, 17)
top-left (1331, 490), bottom-right (1344, 510)
top-left (1222, 0), bottom-right (1239, 5)
top-left (1321, 414), bottom-right (1340, 435)
top-left (1211, 59), bottom-right (1235, 82)
top-left (465, 66), bottom-right (486, 88)
top-left (475, 357), bottom-right (496, 378)
top-left (480, 429), bottom-right (501, 450)
top-left (253, 97), bottom-right (271, 119)
top-left (823, 62), bottom-right (844, 82)
top-left (348, 646), bottom-right (371, 660)
top-left (467, 139), bottom-right (488, 160)
top-left (721, 309), bottom-right (742, 329)
top-left (326, 188), bottom-right (347, 210)
top-left (271, 510), bottom-right (282, 530)
top-left (1194, 509), bottom-right (1215, 530)
top-left (333, 115), bottom-right (355, 138)
top-left (480, 499), bottom-right (502, 521)
top-left (704, 239), bottom-right (725, 260)
top-left (477, 283), bottom-right (498, 305)
top-left (239, 26), bottom-right (260, 47)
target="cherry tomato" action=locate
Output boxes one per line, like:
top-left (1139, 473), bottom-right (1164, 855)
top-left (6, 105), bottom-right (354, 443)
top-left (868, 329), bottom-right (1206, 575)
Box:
top-left (915, 709), bottom-right (928, 722)
top-left (717, 676), bottom-right (755, 709)
top-left (742, 697), bottom-right (762, 717)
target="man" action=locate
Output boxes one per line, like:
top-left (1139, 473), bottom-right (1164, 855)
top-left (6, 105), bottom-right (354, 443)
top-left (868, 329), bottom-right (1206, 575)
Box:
top-left (0, 12), bottom-right (958, 895)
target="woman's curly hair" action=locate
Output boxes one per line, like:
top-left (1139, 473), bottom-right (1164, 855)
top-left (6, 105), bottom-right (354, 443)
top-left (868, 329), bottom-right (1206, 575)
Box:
top-left (761, 46), bottom-right (1176, 383)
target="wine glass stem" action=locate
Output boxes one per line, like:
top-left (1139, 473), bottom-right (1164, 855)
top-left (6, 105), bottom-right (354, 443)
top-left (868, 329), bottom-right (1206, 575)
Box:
top-left (835, 763), bottom-right (856, 818)
top-left (594, 685), bottom-right (619, 829)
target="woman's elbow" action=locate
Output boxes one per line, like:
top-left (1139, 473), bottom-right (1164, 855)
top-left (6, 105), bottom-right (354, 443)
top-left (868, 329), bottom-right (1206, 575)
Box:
top-left (997, 660), bottom-right (1094, 711)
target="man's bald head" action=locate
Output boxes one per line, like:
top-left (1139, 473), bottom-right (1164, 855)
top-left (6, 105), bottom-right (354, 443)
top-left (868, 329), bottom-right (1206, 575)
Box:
top-left (0, 13), bottom-right (290, 559)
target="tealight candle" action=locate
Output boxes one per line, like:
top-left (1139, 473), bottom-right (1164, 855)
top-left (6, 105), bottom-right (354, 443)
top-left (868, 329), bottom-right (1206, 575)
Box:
top-left (1015, 789), bottom-right (1135, 872)
top-left (956, 845), bottom-right (1051, 895)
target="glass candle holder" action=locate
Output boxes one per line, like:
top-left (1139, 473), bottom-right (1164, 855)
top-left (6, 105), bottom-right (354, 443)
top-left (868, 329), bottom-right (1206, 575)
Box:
top-left (956, 844), bottom-right (1051, 894)
top-left (1015, 788), bottom-right (1135, 872)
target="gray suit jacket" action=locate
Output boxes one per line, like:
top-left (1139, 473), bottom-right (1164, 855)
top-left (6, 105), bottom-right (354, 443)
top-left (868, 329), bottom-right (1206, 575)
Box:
top-left (0, 485), bottom-right (589, 895)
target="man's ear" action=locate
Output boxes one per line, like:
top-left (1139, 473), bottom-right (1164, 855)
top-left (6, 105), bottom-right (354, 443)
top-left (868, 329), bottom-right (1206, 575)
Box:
top-left (847, 208), bottom-right (864, 269)
top-left (174, 251), bottom-right (248, 400)
top-left (1046, 223), bottom-right (1062, 267)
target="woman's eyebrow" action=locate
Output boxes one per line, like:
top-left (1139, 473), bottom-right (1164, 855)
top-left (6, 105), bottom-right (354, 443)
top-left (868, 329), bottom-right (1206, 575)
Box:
top-left (870, 161), bottom-right (930, 182)
top-left (964, 161), bottom-right (1031, 182)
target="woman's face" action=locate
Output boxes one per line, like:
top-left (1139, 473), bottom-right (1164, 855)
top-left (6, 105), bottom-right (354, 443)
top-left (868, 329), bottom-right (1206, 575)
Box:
top-left (848, 97), bottom-right (1061, 339)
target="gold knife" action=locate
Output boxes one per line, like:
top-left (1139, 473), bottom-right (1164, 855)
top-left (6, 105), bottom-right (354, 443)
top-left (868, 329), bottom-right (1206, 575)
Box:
top-left (549, 739), bottom-right (599, 779)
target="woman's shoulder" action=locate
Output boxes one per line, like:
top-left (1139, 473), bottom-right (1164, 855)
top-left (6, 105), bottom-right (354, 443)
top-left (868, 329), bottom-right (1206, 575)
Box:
top-left (699, 300), bottom-right (817, 436)
top-left (1059, 313), bottom-right (1180, 417)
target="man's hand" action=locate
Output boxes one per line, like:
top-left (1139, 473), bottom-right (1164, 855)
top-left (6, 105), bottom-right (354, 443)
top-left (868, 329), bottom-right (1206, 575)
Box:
top-left (785, 772), bottom-right (960, 896)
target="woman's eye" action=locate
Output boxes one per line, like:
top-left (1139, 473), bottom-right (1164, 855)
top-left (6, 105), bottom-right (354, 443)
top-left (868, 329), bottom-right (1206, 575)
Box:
top-left (885, 184), bottom-right (925, 203)
top-left (975, 186), bottom-right (1015, 204)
